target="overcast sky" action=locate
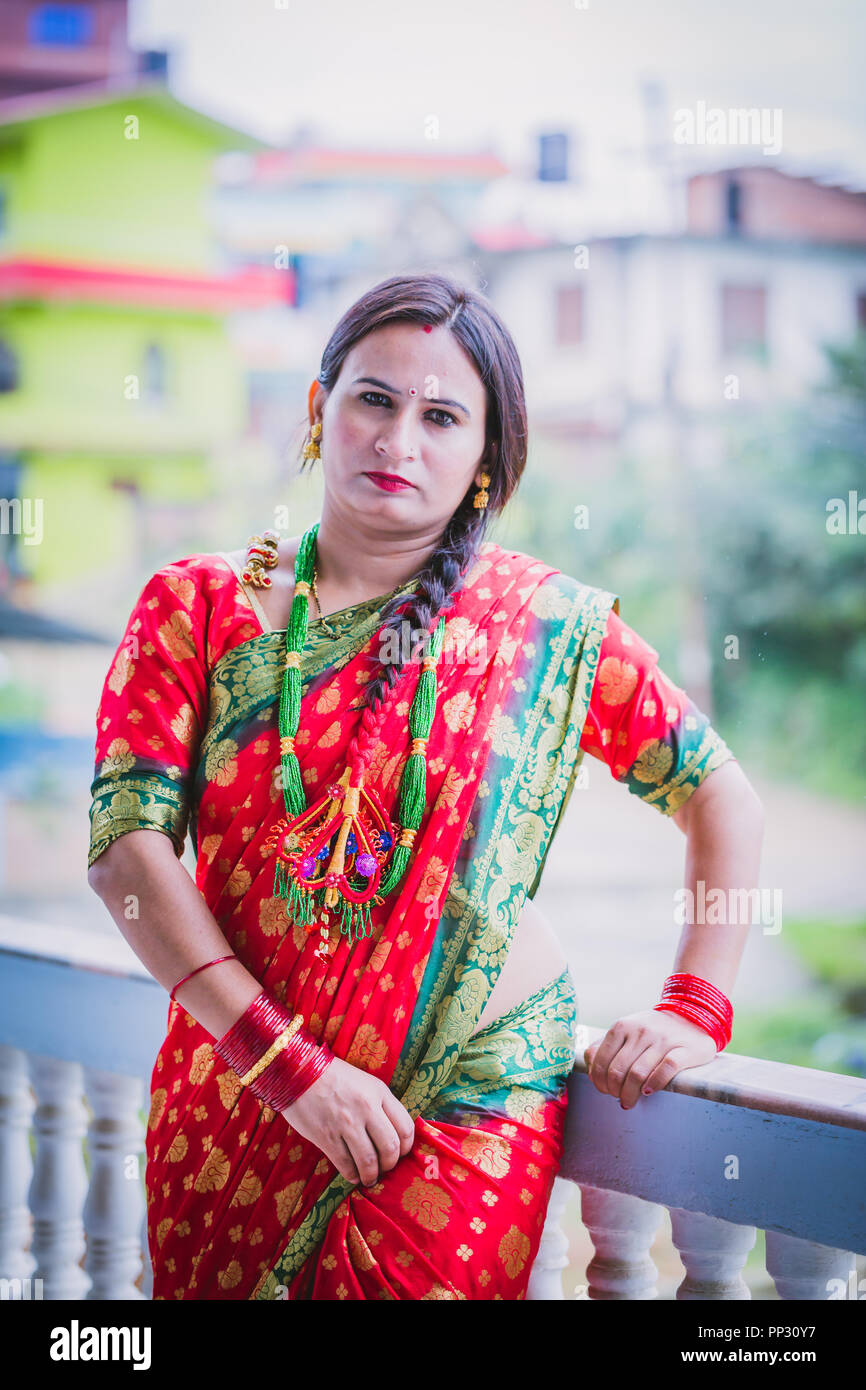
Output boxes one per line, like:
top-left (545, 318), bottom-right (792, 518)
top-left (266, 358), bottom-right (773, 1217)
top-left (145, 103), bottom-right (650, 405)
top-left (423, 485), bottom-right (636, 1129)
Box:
top-left (131, 0), bottom-right (866, 185)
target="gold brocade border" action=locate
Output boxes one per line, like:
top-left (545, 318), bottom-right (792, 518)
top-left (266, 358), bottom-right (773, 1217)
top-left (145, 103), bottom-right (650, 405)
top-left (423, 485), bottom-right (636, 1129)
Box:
top-left (88, 774), bottom-right (189, 869)
top-left (637, 726), bottom-right (735, 813)
top-left (252, 578), bottom-right (618, 1299)
top-left (200, 583), bottom-right (419, 772)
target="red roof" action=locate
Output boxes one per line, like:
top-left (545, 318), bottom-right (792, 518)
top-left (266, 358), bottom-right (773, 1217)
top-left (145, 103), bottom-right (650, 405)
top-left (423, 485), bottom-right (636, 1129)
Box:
top-left (252, 145), bottom-right (508, 185)
top-left (0, 259), bottom-right (292, 310)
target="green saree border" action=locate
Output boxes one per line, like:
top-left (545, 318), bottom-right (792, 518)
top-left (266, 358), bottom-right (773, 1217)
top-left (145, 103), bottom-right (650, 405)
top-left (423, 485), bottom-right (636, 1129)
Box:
top-left (630, 725), bottom-right (735, 814)
top-left (88, 773), bottom-right (189, 869)
top-left (253, 576), bottom-right (618, 1299)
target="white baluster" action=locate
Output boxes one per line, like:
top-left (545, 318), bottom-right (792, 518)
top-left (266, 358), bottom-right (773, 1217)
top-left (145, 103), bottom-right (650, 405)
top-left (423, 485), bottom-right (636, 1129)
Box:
top-left (527, 1176), bottom-right (570, 1300)
top-left (669, 1208), bottom-right (755, 1299)
top-left (0, 1047), bottom-right (35, 1281)
top-left (140, 1200), bottom-right (153, 1300)
top-left (579, 1185), bottom-right (663, 1299)
top-left (83, 1070), bottom-right (146, 1300)
top-left (765, 1230), bottom-right (857, 1301)
top-left (28, 1055), bottom-right (90, 1300)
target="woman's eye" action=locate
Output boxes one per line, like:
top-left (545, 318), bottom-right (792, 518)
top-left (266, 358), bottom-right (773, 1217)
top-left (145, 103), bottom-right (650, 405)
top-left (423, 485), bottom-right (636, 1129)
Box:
top-left (359, 391), bottom-right (456, 428)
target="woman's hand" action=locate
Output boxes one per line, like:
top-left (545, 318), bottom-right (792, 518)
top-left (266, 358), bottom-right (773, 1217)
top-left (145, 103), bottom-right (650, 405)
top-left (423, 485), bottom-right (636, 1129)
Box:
top-left (281, 1057), bottom-right (415, 1187)
top-left (584, 1009), bottom-right (718, 1109)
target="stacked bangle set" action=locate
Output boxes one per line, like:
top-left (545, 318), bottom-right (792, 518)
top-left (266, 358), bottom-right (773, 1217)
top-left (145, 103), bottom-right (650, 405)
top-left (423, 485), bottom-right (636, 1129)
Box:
top-left (653, 972), bottom-right (733, 1051)
top-left (170, 957), bottom-right (333, 1109)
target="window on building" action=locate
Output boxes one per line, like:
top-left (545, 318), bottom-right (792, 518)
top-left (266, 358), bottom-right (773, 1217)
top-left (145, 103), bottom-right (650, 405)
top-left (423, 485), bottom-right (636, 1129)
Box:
top-left (538, 133), bottom-right (570, 183)
top-left (142, 343), bottom-right (167, 403)
top-left (555, 284), bottom-right (584, 346)
top-left (726, 178), bottom-right (742, 234)
top-left (0, 342), bottom-right (19, 394)
top-left (28, 5), bottom-right (94, 45)
top-left (720, 284), bottom-right (767, 356)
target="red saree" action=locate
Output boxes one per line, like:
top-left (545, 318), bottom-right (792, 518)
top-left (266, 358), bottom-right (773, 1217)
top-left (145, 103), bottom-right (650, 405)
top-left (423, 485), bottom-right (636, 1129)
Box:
top-left (88, 539), bottom-right (734, 1300)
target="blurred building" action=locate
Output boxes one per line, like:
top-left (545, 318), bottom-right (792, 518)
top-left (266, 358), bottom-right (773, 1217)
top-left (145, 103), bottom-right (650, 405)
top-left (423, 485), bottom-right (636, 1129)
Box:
top-left (211, 134), bottom-right (866, 472)
top-left (0, 80), bottom-right (289, 597)
top-left (0, 0), bottom-right (168, 99)
top-left (482, 164), bottom-right (866, 453)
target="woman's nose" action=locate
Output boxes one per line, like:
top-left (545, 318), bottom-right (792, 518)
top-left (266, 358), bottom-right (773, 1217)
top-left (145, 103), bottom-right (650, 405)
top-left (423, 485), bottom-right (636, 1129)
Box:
top-left (376, 411), bottom-right (419, 460)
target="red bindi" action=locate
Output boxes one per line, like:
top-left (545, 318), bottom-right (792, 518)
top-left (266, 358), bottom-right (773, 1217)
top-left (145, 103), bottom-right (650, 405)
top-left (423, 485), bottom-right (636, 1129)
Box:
top-left (423, 324), bottom-right (432, 333)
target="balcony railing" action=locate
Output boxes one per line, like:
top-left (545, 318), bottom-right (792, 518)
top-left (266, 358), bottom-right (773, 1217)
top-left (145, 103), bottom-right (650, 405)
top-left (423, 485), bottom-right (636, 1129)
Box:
top-left (1, 914), bottom-right (864, 1301)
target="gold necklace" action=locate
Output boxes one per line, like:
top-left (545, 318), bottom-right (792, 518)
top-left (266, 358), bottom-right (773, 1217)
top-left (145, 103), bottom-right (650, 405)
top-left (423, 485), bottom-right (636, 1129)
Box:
top-left (311, 564), bottom-right (338, 638)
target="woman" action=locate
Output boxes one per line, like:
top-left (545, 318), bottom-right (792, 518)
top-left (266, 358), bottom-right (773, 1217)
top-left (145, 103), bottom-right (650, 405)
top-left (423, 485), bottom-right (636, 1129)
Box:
top-left (87, 272), bottom-right (763, 1301)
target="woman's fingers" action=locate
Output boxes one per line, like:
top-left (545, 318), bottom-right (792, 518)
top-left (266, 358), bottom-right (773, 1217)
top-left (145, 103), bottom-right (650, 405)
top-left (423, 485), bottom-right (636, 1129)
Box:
top-left (332, 1137), bottom-right (360, 1185)
top-left (364, 1110), bottom-right (404, 1178)
top-left (381, 1093), bottom-right (416, 1157)
top-left (344, 1123), bottom-right (384, 1187)
top-left (617, 1046), bottom-right (669, 1109)
top-left (585, 1024), bottom-right (634, 1095)
top-left (587, 1026), bottom-right (655, 1103)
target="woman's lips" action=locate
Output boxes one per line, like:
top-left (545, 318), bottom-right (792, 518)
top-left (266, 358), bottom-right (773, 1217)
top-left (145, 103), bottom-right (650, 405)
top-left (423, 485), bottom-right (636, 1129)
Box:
top-left (363, 472), bottom-right (415, 492)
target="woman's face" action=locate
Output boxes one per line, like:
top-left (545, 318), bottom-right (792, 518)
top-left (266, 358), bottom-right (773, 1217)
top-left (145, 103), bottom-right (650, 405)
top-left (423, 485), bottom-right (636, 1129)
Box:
top-left (312, 321), bottom-right (491, 532)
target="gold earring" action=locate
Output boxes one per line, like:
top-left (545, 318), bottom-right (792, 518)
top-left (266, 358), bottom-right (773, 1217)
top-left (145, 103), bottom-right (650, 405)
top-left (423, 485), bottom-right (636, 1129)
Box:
top-left (473, 471), bottom-right (491, 509)
top-left (303, 421), bottom-right (322, 462)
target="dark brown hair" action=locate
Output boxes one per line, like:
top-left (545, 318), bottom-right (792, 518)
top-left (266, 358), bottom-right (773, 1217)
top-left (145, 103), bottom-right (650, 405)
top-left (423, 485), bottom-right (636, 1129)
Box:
top-left (300, 272), bottom-right (528, 779)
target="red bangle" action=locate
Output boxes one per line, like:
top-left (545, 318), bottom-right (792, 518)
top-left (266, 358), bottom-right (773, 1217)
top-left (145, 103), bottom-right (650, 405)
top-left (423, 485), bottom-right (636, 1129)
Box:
top-left (653, 972), bottom-right (733, 1050)
top-left (214, 991), bottom-right (293, 1073)
top-left (170, 954), bottom-right (236, 1002)
top-left (659, 972), bottom-right (733, 1028)
top-left (213, 990), bottom-right (334, 1110)
top-left (249, 1029), bottom-right (334, 1110)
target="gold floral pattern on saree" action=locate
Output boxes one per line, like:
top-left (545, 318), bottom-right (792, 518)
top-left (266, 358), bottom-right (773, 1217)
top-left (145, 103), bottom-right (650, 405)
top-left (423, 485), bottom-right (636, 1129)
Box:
top-left (193, 1147), bottom-right (231, 1193)
top-left (400, 1177), bottom-right (452, 1232)
top-left (596, 654), bottom-right (639, 705)
top-left (346, 1024), bottom-right (388, 1073)
top-left (498, 1225), bottom-right (530, 1278)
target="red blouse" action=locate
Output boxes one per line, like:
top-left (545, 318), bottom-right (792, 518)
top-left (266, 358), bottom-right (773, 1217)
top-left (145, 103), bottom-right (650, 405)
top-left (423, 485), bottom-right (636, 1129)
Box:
top-left (578, 606), bottom-right (736, 811)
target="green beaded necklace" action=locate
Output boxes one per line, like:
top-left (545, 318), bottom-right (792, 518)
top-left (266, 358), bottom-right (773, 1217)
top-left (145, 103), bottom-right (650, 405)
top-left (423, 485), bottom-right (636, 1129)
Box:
top-left (270, 521), bottom-right (446, 957)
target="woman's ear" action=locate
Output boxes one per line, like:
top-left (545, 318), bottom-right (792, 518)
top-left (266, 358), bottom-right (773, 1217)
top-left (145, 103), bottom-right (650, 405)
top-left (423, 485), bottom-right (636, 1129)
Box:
top-left (476, 440), bottom-right (497, 488)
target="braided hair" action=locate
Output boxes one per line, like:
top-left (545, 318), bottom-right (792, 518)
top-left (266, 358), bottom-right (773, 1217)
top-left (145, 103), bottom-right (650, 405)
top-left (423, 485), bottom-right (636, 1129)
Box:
top-left (298, 272), bottom-right (529, 783)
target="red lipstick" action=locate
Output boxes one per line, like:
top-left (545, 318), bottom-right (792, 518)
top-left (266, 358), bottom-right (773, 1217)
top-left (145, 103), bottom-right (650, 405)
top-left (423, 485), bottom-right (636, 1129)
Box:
top-left (364, 472), bottom-right (415, 492)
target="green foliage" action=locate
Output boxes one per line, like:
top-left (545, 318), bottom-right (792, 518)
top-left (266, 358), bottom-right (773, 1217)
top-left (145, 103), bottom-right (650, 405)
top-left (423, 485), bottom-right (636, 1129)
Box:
top-left (731, 991), bottom-right (865, 1075)
top-left (496, 330), bottom-right (866, 800)
top-left (783, 918), bottom-right (866, 999)
top-left (0, 679), bottom-right (47, 725)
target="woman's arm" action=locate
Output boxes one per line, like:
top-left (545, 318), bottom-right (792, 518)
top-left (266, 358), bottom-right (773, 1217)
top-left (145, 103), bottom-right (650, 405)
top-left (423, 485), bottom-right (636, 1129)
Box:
top-left (584, 759), bottom-right (764, 1108)
top-left (88, 830), bottom-right (415, 1184)
top-left (87, 829), bottom-right (263, 1036)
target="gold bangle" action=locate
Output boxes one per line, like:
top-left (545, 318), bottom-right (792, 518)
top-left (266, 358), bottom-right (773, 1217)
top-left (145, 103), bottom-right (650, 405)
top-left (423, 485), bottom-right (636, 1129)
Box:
top-left (238, 1014), bottom-right (304, 1087)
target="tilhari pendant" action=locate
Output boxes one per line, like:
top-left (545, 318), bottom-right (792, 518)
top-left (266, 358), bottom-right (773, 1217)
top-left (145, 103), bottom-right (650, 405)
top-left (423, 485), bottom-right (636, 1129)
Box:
top-left (265, 766), bottom-right (396, 956)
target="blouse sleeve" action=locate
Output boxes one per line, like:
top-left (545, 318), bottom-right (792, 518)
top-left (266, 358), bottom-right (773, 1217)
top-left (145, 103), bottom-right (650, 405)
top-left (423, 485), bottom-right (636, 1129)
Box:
top-left (87, 562), bottom-right (210, 869)
top-left (579, 606), bottom-right (737, 815)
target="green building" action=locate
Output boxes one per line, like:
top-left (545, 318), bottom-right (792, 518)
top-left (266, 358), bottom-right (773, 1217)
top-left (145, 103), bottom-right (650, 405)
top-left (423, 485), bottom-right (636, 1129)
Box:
top-left (0, 80), bottom-right (283, 588)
